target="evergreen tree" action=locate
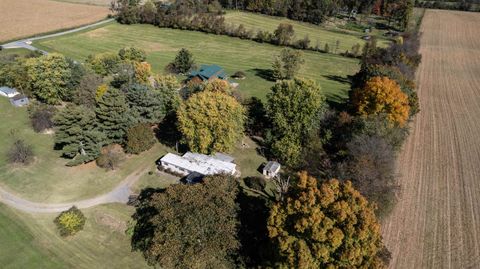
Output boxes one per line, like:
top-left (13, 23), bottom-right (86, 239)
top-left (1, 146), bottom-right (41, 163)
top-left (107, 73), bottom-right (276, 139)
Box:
top-left (95, 88), bottom-right (130, 144)
top-left (54, 105), bottom-right (106, 165)
top-left (169, 48), bottom-right (196, 74)
top-left (124, 84), bottom-right (166, 125)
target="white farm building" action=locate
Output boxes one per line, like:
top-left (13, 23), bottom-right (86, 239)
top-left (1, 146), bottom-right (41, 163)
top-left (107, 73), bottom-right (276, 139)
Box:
top-left (159, 152), bottom-right (237, 177)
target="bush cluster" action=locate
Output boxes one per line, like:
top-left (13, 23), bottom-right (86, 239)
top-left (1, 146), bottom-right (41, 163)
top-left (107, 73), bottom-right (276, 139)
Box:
top-left (54, 206), bottom-right (86, 237)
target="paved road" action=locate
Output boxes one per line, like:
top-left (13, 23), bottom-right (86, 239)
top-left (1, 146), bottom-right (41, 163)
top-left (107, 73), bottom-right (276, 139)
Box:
top-left (1, 18), bottom-right (114, 53)
top-left (0, 167), bottom-right (147, 213)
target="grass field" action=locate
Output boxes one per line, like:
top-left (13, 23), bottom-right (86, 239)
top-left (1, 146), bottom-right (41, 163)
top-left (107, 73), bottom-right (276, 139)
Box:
top-left (0, 0), bottom-right (110, 43)
top-left (0, 96), bottom-right (170, 203)
top-left (35, 22), bottom-right (359, 101)
top-left (0, 204), bottom-right (150, 268)
top-left (224, 11), bottom-right (391, 52)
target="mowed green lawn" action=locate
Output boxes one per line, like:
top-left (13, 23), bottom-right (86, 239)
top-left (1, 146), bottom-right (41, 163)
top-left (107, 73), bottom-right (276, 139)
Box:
top-left (34, 22), bottom-right (359, 101)
top-left (224, 11), bottom-right (391, 52)
top-left (0, 204), bottom-right (150, 268)
top-left (0, 96), bottom-right (168, 203)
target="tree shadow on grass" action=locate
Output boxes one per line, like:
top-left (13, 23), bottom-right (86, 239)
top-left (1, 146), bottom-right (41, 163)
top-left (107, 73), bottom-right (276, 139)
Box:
top-left (237, 191), bottom-right (275, 267)
top-left (251, 68), bottom-right (276, 82)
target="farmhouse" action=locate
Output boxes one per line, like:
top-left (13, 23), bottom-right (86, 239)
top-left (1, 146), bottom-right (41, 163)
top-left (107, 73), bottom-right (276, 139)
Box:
top-left (159, 152), bottom-right (237, 177)
top-left (10, 95), bottom-right (29, 107)
top-left (263, 161), bottom-right (281, 179)
top-left (188, 64), bottom-right (227, 83)
top-left (0, 86), bottom-right (19, 98)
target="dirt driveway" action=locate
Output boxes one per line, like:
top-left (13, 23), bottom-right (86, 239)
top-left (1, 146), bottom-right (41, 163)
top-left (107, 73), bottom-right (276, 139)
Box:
top-left (382, 10), bottom-right (480, 268)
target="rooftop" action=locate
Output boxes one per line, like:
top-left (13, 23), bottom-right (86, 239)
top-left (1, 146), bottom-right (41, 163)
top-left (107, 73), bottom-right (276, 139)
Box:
top-left (189, 64), bottom-right (227, 81)
top-left (0, 86), bottom-right (19, 95)
top-left (161, 152), bottom-right (236, 176)
top-left (264, 161), bottom-right (281, 173)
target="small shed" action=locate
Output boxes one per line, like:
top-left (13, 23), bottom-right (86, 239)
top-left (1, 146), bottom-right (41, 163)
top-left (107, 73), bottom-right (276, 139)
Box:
top-left (10, 94), bottom-right (29, 107)
top-left (0, 86), bottom-right (19, 98)
top-left (263, 161), bottom-right (281, 179)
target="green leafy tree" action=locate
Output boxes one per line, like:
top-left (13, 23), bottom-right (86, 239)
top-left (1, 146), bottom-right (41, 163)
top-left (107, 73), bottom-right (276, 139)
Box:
top-left (168, 48), bottom-right (196, 74)
top-left (154, 75), bottom-right (181, 112)
top-left (54, 206), bottom-right (86, 237)
top-left (274, 23), bottom-right (295, 45)
top-left (54, 105), bottom-right (106, 165)
top-left (125, 123), bottom-right (156, 154)
top-left (95, 88), bottom-right (130, 144)
top-left (266, 78), bottom-right (325, 166)
top-left (73, 72), bottom-right (103, 108)
top-left (118, 47), bottom-right (147, 62)
top-left (272, 48), bottom-right (305, 80)
top-left (268, 172), bottom-right (387, 269)
top-left (25, 53), bottom-right (72, 104)
top-left (177, 91), bottom-right (246, 154)
top-left (86, 52), bottom-right (121, 76)
top-left (124, 84), bottom-right (166, 125)
top-left (132, 175), bottom-right (240, 268)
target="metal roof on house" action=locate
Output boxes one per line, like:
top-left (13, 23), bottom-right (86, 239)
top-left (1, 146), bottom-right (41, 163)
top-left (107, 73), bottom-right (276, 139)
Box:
top-left (189, 64), bottom-right (227, 81)
top-left (161, 152), bottom-right (236, 176)
top-left (264, 161), bottom-right (281, 173)
top-left (10, 94), bottom-right (28, 101)
top-left (212, 153), bottom-right (235, 163)
top-left (0, 86), bottom-right (19, 95)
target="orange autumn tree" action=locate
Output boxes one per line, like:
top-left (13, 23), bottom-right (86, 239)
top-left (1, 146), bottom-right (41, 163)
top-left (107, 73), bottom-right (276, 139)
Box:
top-left (268, 172), bottom-right (387, 269)
top-left (352, 76), bottom-right (410, 126)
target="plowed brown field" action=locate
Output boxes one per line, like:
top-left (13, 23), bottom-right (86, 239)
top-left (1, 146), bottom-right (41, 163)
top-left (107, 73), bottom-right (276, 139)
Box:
top-left (0, 0), bottom-right (110, 43)
top-left (382, 10), bottom-right (480, 268)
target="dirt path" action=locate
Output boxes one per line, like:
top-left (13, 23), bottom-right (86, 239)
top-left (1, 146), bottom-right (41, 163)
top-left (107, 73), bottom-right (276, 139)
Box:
top-left (0, 167), bottom-right (148, 213)
top-left (382, 10), bottom-right (480, 268)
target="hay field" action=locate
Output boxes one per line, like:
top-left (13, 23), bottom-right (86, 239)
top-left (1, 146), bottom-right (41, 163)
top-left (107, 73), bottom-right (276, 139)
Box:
top-left (0, 0), bottom-right (110, 43)
top-left (382, 10), bottom-right (480, 268)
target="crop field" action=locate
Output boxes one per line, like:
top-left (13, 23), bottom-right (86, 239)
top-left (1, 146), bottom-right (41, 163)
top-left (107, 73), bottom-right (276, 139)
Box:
top-left (382, 10), bottom-right (480, 268)
top-left (34, 22), bottom-right (359, 101)
top-left (224, 11), bottom-right (391, 52)
top-left (0, 0), bottom-right (110, 43)
top-left (52, 0), bottom-right (112, 6)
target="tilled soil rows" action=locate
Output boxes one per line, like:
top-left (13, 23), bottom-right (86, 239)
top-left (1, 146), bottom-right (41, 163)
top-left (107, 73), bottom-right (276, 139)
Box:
top-left (382, 9), bottom-right (480, 269)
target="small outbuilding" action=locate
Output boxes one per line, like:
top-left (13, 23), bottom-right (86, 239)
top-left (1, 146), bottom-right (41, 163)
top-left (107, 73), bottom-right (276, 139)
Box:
top-left (10, 94), bottom-right (29, 107)
top-left (263, 161), bottom-right (281, 179)
top-left (0, 86), bottom-right (19, 98)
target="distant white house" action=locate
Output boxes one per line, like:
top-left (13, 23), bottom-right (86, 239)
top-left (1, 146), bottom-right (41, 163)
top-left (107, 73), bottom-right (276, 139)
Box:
top-left (0, 86), bottom-right (19, 98)
top-left (263, 161), bottom-right (281, 179)
top-left (159, 152), bottom-right (237, 177)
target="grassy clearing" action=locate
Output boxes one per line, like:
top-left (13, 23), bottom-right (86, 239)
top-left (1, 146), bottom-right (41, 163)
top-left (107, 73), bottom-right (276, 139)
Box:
top-left (0, 97), bottom-right (169, 203)
top-left (0, 204), bottom-right (149, 268)
top-left (224, 11), bottom-right (391, 51)
top-left (35, 22), bottom-right (358, 101)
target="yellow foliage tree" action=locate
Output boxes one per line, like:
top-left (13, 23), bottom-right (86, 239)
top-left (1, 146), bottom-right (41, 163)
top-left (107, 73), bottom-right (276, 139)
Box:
top-left (95, 84), bottom-right (108, 101)
top-left (352, 76), bottom-right (410, 126)
top-left (134, 61), bottom-right (152, 84)
top-left (177, 91), bottom-right (245, 154)
top-left (204, 78), bottom-right (232, 94)
top-left (268, 172), bottom-right (387, 269)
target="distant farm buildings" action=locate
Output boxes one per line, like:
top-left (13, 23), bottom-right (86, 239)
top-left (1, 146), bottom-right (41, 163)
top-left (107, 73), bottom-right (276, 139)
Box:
top-left (0, 86), bottom-right (29, 107)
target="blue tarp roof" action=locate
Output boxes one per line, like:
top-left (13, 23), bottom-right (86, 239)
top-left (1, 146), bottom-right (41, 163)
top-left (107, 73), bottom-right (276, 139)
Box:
top-left (189, 64), bottom-right (227, 81)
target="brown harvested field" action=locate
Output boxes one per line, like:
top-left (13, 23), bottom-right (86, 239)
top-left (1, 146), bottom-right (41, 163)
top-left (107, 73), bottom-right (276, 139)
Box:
top-left (382, 10), bottom-right (480, 268)
top-left (0, 0), bottom-right (110, 43)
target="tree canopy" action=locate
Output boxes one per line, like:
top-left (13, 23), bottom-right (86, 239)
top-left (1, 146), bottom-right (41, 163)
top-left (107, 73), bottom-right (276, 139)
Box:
top-left (351, 76), bottom-right (410, 126)
top-left (268, 172), bottom-right (386, 268)
top-left (25, 53), bottom-right (71, 104)
top-left (177, 91), bottom-right (246, 154)
top-left (95, 88), bottom-right (131, 144)
top-left (132, 175), bottom-right (240, 269)
top-left (266, 78), bottom-right (325, 166)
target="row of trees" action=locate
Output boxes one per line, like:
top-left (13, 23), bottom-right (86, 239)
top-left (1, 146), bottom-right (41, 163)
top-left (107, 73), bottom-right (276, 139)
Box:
top-left (131, 172), bottom-right (388, 268)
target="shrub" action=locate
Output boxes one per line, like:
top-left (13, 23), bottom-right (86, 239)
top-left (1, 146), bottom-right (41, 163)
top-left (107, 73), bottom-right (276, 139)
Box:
top-left (273, 23), bottom-right (295, 46)
top-left (7, 139), bottom-right (34, 165)
top-left (28, 102), bottom-right (56, 133)
top-left (54, 206), bottom-right (86, 237)
top-left (244, 177), bottom-right (267, 191)
top-left (232, 71), bottom-right (246, 79)
top-left (96, 144), bottom-right (125, 170)
top-left (125, 123), bottom-right (156, 154)
top-left (118, 47), bottom-right (147, 62)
